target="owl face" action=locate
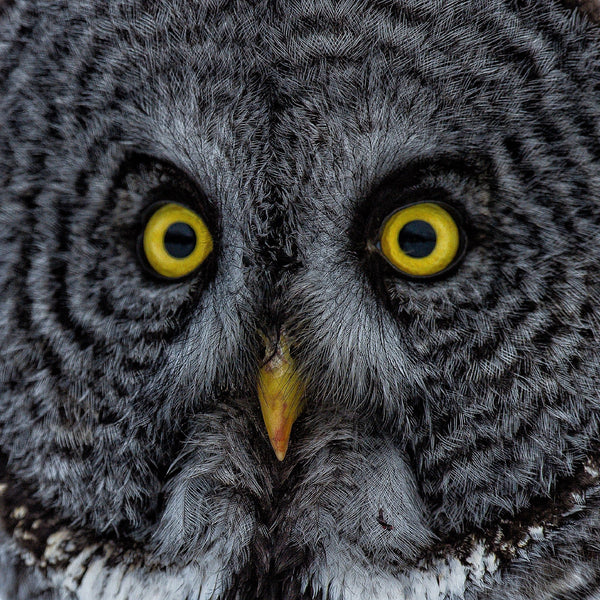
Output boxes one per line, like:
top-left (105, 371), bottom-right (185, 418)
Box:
top-left (2, 1), bottom-right (600, 599)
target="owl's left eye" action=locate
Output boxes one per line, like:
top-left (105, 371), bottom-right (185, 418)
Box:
top-left (140, 202), bottom-right (213, 279)
top-left (377, 202), bottom-right (464, 278)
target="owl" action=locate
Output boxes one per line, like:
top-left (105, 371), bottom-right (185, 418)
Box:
top-left (3, 0), bottom-right (600, 599)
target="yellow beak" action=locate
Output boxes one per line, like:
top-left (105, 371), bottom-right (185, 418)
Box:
top-left (257, 335), bottom-right (305, 461)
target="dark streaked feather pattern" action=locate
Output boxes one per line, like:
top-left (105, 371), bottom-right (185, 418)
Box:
top-left (3, 1), bottom-right (600, 598)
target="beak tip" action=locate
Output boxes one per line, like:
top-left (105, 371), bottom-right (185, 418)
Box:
top-left (273, 442), bottom-right (288, 462)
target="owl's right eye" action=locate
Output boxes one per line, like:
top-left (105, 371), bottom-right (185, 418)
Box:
top-left (377, 202), bottom-right (464, 278)
top-left (140, 202), bottom-right (213, 279)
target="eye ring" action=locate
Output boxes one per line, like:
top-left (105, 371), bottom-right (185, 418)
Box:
top-left (377, 202), bottom-right (465, 278)
top-left (140, 202), bottom-right (213, 279)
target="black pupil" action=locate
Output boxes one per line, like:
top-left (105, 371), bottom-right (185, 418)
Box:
top-left (164, 222), bottom-right (197, 258)
top-left (398, 220), bottom-right (437, 258)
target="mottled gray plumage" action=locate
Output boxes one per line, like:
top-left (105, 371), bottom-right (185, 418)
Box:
top-left (2, 0), bottom-right (600, 598)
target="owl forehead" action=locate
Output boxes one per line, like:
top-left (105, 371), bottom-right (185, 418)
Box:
top-left (79, 0), bottom-right (520, 177)
top-left (100, 2), bottom-right (579, 200)
top-left (22, 0), bottom-right (596, 267)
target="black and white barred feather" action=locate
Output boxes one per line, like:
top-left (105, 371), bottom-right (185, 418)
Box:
top-left (2, 1), bottom-right (600, 599)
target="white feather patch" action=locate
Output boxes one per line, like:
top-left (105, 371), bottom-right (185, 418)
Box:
top-left (307, 542), bottom-right (500, 600)
top-left (12, 536), bottom-right (504, 600)
top-left (42, 545), bottom-right (226, 600)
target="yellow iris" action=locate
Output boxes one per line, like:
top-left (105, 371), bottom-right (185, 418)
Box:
top-left (142, 203), bottom-right (213, 279)
top-left (379, 202), bottom-right (460, 277)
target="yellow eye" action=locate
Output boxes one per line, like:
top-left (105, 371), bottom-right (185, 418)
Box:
top-left (142, 203), bottom-right (213, 279)
top-left (378, 202), bottom-right (461, 277)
